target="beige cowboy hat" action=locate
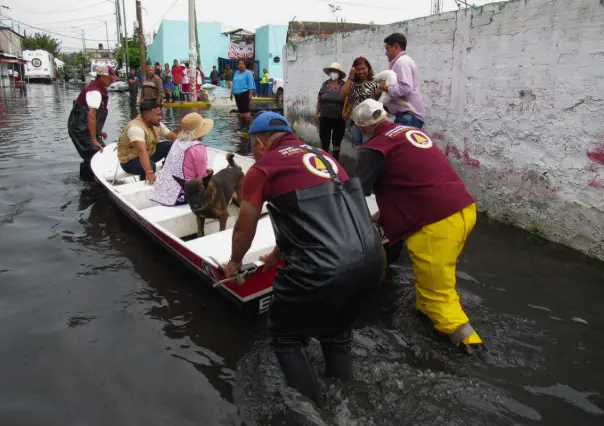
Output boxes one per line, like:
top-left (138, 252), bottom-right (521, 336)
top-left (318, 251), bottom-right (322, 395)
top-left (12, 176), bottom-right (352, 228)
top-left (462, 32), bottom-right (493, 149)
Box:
top-left (178, 112), bottom-right (214, 140)
top-left (323, 62), bottom-right (346, 79)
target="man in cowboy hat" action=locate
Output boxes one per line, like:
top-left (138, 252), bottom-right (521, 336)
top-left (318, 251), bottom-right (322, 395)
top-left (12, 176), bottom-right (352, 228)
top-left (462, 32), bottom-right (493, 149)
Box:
top-left (150, 113), bottom-right (214, 206)
top-left (117, 100), bottom-right (178, 184)
top-left (353, 99), bottom-right (483, 351)
top-left (315, 62), bottom-right (347, 160)
top-left (67, 64), bottom-right (119, 165)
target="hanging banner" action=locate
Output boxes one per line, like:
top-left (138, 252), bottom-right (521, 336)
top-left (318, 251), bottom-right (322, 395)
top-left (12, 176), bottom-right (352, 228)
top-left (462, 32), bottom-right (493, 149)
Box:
top-left (228, 42), bottom-right (254, 59)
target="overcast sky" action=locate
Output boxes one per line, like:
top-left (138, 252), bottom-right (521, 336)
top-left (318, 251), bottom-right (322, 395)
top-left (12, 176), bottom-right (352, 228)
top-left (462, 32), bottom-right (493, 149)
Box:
top-left (0, 0), bottom-right (492, 52)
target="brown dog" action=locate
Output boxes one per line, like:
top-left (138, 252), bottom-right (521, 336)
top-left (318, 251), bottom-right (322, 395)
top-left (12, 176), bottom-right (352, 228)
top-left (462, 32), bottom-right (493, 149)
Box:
top-left (173, 153), bottom-right (244, 237)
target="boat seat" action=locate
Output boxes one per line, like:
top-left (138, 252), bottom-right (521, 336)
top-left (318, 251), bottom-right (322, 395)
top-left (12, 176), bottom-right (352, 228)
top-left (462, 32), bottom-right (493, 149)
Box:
top-left (101, 159), bottom-right (165, 182)
top-left (184, 216), bottom-right (276, 265)
top-left (139, 203), bottom-right (193, 223)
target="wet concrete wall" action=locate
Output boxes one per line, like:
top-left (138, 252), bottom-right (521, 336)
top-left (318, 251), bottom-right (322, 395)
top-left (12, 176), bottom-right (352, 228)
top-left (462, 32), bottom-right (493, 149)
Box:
top-left (283, 0), bottom-right (604, 261)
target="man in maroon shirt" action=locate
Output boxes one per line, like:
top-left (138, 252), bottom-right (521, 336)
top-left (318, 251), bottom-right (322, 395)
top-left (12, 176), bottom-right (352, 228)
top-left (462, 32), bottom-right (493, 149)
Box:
top-left (222, 112), bottom-right (384, 407)
top-left (353, 99), bottom-right (483, 351)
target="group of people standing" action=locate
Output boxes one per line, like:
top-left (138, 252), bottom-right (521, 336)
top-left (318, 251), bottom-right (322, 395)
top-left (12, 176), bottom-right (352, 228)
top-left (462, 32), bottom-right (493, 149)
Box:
top-left (68, 31), bottom-right (483, 410)
top-left (316, 33), bottom-right (425, 160)
top-left (126, 60), bottom-right (208, 106)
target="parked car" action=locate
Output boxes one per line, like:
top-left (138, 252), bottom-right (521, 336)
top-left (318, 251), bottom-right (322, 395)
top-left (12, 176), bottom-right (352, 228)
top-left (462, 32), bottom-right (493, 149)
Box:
top-left (272, 78), bottom-right (283, 107)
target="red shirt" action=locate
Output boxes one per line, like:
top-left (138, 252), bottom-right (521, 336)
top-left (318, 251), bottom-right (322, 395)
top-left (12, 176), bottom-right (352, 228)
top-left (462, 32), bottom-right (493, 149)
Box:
top-left (242, 133), bottom-right (349, 207)
top-left (171, 66), bottom-right (184, 84)
top-left (360, 121), bottom-right (474, 243)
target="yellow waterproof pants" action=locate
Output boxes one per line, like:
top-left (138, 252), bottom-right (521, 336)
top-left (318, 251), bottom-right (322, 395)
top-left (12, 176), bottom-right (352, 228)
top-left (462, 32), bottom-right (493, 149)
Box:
top-left (406, 203), bottom-right (483, 346)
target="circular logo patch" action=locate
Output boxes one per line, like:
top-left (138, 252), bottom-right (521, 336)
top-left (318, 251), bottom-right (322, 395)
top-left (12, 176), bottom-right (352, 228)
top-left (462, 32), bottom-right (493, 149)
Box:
top-left (405, 130), bottom-right (433, 149)
top-left (302, 152), bottom-right (339, 179)
top-left (31, 58), bottom-right (42, 67)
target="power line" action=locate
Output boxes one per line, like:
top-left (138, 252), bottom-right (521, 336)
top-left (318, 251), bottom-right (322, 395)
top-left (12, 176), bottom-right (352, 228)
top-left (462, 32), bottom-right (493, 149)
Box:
top-left (150, 0), bottom-right (182, 30)
top-left (6, 14), bottom-right (116, 42)
top-left (32, 13), bottom-right (116, 26)
top-left (7, 0), bottom-right (112, 16)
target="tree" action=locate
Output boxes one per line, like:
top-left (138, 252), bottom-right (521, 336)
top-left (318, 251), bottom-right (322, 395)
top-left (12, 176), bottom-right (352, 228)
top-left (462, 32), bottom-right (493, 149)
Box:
top-left (22, 33), bottom-right (61, 57)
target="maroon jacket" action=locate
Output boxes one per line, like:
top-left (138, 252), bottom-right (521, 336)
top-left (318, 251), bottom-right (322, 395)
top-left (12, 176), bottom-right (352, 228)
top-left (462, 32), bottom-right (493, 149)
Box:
top-left (74, 78), bottom-right (109, 110)
top-left (250, 133), bottom-right (385, 306)
top-left (252, 133), bottom-right (350, 199)
top-left (361, 121), bottom-right (475, 244)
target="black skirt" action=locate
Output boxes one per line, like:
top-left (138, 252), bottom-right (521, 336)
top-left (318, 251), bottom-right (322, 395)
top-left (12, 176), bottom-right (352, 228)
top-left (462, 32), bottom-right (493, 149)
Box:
top-left (234, 92), bottom-right (251, 113)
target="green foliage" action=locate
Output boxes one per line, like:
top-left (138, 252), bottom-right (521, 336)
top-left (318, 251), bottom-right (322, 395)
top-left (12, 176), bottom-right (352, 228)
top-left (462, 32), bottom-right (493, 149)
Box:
top-left (115, 27), bottom-right (147, 69)
top-left (22, 33), bottom-right (61, 57)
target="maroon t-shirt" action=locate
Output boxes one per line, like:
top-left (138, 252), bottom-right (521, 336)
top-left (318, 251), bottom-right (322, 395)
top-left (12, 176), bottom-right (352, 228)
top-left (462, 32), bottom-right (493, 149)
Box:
top-left (242, 133), bottom-right (349, 206)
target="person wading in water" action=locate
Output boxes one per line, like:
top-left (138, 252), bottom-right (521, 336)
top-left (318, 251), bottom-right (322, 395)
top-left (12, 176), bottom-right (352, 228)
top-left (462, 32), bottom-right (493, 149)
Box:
top-left (67, 65), bottom-right (118, 172)
top-left (222, 112), bottom-right (385, 407)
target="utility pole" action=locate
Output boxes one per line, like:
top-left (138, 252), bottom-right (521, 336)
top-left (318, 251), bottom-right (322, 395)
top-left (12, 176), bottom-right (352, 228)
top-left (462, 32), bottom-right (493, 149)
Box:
top-left (115, 0), bottom-right (127, 72)
top-left (136, 0), bottom-right (146, 72)
top-left (104, 21), bottom-right (110, 52)
top-left (188, 0), bottom-right (197, 102)
top-left (121, 0), bottom-right (129, 72)
top-left (81, 29), bottom-right (86, 55)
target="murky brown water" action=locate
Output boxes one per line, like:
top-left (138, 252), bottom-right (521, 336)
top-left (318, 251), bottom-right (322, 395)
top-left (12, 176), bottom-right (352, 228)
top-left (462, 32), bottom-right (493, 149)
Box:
top-left (1, 84), bottom-right (603, 425)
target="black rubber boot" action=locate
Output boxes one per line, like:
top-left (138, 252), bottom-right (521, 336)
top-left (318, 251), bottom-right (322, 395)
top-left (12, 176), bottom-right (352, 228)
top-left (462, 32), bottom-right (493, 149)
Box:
top-left (332, 150), bottom-right (340, 161)
top-left (273, 338), bottom-right (323, 408)
top-left (320, 329), bottom-right (353, 381)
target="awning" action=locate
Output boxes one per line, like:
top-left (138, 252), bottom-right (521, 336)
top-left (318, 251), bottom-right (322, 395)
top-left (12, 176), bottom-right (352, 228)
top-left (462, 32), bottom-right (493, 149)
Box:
top-left (0, 53), bottom-right (27, 64)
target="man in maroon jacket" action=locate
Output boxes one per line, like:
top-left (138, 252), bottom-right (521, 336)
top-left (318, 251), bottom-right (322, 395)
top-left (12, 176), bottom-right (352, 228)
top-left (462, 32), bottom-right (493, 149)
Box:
top-left (353, 99), bottom-right (483, 351)
top-left (222, 112), bottom-right (384, 407)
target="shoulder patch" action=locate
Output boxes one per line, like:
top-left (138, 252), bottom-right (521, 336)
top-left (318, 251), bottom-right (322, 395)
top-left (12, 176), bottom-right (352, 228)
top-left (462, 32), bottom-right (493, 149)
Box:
top-left (384, 125), bottom-right (411, 139)
top-left (405, 129), bottom-right (433, 149)
top-left (302, 152), bottom-right (339, 179)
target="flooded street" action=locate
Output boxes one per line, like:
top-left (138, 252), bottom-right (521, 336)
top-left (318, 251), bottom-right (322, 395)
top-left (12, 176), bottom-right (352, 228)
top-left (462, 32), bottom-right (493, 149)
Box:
top-left (1, 84), bottom-right (603, 425)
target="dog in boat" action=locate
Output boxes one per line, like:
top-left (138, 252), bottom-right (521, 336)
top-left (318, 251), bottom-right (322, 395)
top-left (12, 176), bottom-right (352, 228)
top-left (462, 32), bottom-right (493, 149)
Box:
top-left (173, 153), bottom-right (244, 237)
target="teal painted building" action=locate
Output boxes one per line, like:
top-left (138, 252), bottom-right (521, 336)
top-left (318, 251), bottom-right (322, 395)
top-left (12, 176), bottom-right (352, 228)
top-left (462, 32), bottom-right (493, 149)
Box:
top-left (147, 21), bottom-right (228, 72)
top-left (148, 21), bottom-right (287, 79)
top-left (254, 25), bottom-right (288, 80)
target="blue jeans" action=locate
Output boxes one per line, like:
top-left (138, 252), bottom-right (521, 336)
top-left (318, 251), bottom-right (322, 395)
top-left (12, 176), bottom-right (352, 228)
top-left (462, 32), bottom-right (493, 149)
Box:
top-left (350, 123), bottom-right (368, 148)
top-left (394, 112), bottom-right (424, 129)
top-left (120, 141), bottom-right (173, 180)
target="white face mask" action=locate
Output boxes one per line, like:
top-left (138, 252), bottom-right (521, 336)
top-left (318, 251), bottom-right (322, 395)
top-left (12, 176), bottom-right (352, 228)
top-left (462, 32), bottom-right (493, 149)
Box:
top-left (330, 72), bottom-right (340, 81)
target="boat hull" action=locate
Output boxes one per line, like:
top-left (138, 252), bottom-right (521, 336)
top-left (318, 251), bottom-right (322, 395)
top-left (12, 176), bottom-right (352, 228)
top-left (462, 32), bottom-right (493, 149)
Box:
top-left (107, 188), bottom-right (278, 315)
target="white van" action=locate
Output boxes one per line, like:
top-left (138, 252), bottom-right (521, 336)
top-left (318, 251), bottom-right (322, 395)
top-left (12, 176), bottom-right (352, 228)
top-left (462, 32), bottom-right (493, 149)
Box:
top-left (23, 50), bottom-right (57, 82)
top-left (89, 58), bottom-right (118, 77)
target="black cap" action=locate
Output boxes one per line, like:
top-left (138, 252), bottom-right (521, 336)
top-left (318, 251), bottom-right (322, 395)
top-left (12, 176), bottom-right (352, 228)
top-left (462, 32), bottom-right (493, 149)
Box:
top-left (140, 99), bottom-right (160, 114)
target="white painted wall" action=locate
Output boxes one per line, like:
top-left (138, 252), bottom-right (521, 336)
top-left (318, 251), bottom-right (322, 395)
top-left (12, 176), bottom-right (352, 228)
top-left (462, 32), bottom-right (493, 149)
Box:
top-left (283, 0), bottom-right (604, 260)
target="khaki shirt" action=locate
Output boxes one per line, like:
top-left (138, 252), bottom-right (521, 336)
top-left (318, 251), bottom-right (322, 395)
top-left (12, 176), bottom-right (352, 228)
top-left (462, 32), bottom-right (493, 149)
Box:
top-left (142, 74), bottom-right (164, 100)
top-left (117, 116), bottom-right (164, 163)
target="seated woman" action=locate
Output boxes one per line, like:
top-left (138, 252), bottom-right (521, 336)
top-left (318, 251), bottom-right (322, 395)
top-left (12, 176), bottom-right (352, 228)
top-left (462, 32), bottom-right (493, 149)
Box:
top-left (150, 112), bottom-right (214, 206)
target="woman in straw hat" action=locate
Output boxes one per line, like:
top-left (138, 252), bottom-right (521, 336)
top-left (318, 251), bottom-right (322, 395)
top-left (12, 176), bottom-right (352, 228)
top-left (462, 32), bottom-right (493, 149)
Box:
top-left (150, 112), bottom-right (214, 206)
top-left (315, 62), bottom-right (347, 160)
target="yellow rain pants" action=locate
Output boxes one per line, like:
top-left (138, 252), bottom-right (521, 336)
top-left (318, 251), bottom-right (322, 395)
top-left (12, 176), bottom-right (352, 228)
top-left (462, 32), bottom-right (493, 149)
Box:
top-left (406, 203), bottom-right (483, 346)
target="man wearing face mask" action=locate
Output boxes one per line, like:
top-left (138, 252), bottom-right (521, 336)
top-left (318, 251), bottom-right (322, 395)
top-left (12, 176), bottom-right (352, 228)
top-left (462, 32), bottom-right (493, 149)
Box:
top-left (316, 63), bottom-right (347, 160)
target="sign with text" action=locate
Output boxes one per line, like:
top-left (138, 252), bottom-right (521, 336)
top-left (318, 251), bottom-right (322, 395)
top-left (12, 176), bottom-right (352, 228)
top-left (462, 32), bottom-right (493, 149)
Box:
top-left (228, 42), bottom-right (254, 59)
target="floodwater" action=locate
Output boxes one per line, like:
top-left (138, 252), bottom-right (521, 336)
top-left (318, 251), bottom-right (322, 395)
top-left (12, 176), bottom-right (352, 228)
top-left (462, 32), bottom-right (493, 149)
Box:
top-left (1, 84), bottom-right (603, 426)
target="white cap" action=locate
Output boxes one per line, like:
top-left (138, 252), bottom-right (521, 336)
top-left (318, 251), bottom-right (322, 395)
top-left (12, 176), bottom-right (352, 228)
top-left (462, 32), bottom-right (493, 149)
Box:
top-left (352, 99), bottom-right (388, 127)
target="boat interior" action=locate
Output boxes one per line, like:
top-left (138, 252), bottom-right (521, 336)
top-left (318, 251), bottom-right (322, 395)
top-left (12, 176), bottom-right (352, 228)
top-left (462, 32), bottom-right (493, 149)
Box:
top-left (94, 144), bottom-right (275, 265)
top-left (92, 143), bottom-right (379, 266)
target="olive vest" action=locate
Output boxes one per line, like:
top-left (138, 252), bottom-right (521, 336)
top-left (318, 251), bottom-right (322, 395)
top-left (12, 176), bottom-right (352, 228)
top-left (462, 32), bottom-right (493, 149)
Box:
top-left (117, 115), bottom-right (162, 164)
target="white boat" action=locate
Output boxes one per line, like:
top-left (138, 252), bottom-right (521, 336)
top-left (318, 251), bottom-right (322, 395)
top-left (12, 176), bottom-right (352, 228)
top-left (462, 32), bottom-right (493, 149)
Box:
top-left (107, 81), bottom-right (129, 92)
top-left (90, 143), bottom-right (385, 315)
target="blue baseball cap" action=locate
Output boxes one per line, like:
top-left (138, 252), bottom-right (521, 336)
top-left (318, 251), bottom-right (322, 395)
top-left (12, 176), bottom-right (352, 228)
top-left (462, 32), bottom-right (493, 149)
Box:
top-left (248, 111), bottom-right (292, 135)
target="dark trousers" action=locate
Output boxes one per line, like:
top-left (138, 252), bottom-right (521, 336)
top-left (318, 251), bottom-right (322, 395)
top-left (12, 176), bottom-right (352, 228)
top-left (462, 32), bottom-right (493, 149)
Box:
top-left (260, 83), bottom-right (269, 97)
top-left (269, 294), bottom-right (362, 407)
top-left (394, 112), bottom-right (424, 128)
top-left (319, 117), bottom-right (345, 160)
top-left (120, 141), bottom-right (173, 180)
top-left (129, 89), bottom-right (138, 106)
